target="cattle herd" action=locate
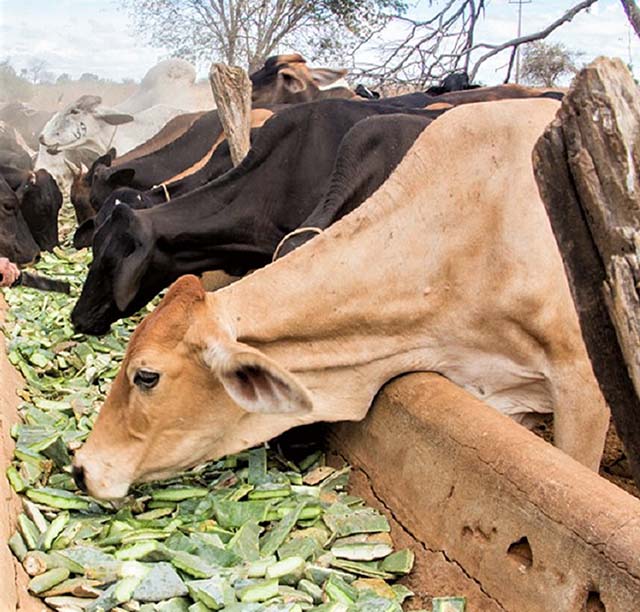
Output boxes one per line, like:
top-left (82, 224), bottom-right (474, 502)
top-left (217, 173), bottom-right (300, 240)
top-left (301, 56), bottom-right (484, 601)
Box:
top-left (0, 53), bottom-right (611, 500)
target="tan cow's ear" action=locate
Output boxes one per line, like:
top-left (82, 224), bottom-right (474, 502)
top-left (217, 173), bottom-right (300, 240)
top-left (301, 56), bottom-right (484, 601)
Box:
top-left (207, 342), bottom-right (313, 415)
top-left (278, 68), bottom-right (307, 94)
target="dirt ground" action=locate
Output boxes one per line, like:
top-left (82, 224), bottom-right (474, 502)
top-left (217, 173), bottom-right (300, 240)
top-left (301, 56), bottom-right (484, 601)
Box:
top-left (532, 414), bottom-right (639, 497)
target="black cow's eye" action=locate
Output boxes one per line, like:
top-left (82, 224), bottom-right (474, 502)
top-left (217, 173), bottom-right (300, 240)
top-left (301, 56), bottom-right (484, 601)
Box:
top-left (134, 369), bottom-right (160, 389)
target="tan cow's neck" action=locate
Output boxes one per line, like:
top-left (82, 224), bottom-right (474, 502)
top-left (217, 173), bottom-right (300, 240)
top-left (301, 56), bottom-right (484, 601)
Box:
top-left (210, 99), bottom-right (600, 450)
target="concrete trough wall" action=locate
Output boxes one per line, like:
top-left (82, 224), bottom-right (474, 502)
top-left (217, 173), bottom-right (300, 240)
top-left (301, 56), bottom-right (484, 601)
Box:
top-left (328, 373), bottom-right (640, 611)
top-left (0, 299), bottom-right (43, 612)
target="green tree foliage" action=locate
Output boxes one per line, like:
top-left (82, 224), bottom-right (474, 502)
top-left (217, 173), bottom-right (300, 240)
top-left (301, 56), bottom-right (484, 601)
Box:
top-left (124, 0), bottom-right (406, 72)
top-left (520, 41), bottom-right (582, 87)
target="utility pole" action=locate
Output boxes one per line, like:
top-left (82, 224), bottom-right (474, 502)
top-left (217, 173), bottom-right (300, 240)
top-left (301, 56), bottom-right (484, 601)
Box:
top-left (509, 0), bottom-right (532, 83)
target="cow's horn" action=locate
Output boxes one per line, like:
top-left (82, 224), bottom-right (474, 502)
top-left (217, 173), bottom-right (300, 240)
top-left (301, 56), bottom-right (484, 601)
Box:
top-left (64, 159), bottom-right (81, 175)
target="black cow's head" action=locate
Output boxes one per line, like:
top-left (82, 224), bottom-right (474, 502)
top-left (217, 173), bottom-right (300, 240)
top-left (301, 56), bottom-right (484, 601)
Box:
top-left (0, 177), bottom-right (39, 265)
top-left (72, 203), bottom-right (158, 335)
top-left (68, 148), bottom-right (119, 245)
top-left (89, 155), bottom-right (135, 213)
top-left (17, 170), bottom-right (62, 252)
top-left (250, 54), bottom-right (349, 106)
top-left (73, 187), bottom-right (153, 250)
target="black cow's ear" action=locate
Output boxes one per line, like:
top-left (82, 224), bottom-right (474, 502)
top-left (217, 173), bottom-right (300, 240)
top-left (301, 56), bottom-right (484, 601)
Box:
top-left (107, 168), bottom-right (135, 187)
top-left (111, 206), bottom-right (153, 312)
top-left (90, 152), bottom-right (114, 175)
top-left (73, 218), bottom-right (95, 249)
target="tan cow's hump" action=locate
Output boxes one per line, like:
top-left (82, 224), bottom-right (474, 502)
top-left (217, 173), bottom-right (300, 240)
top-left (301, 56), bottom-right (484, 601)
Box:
top-left (126, 275), bottom-right (205, 357)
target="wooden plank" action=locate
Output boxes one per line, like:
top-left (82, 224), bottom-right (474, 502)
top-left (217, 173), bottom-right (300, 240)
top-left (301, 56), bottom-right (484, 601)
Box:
top-left (533, 57), bottom-right (640, 487)
top-left (208, 63), bottom-right (252, 166)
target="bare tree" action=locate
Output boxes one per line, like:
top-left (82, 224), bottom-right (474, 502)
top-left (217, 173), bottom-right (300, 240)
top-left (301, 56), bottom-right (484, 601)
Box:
top-left (26, 58), bottom-right (49, 84)
top-left (354, 0), bottom-right (598, 88)
top-left (520, 41), bottom-right (582, 87)
top-left (124, 0), bottom-right (405, 73)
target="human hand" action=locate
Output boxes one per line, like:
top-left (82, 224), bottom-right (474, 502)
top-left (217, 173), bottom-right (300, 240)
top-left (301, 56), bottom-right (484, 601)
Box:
top-left (0, 258), bottom-right (20, 288)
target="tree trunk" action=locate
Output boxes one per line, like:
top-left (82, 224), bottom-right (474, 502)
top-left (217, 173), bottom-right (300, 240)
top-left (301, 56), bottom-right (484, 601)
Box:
top-left (533, 57), bottom-right (640, 488)
top-left (208, 64), bottom-right (252, 166)
top-left (621, 0), bottom-right (640, 39)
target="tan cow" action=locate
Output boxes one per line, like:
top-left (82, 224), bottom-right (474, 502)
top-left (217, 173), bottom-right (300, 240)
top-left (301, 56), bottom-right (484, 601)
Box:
top-left (74, 98), bottom-right (609, 500)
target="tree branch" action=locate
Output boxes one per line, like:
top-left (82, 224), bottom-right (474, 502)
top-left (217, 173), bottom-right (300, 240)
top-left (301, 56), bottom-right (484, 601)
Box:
top-left (468, 0), bottom-right (598, 81)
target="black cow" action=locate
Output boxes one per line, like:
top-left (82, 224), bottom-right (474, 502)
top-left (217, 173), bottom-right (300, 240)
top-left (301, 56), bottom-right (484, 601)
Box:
top-left (0, 176), bottom-right (39, 265)
top-left (86, 111), bottom-right (226, 213)
top-left (0, 103), bottom-right (52, 150)
top-left (274, 113), bottom-right (430, 258)
top-left (0, 166), bottom-right (62, 252)
top-left (17, 170), bottom-right (62, 251)
top-left (375, 82), bottom-right (562, 109)
top-left (425, 71), bottom-right (479, 96)
top-left (71, 99), bottom-right (440, 335)
top-left (73, 137), bottom-right (237, 248)
top-left (69, 113), bottom-right (205, 224)
top-left (0, 122), bottom-right (33, 170)
top-left (69, 148), bottom-right (116, 225)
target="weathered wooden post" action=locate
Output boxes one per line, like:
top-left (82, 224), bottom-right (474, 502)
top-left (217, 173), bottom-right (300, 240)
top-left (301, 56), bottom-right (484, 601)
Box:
top-left (209, 63), bottom-right (252, 166)
top-left (533, 57), bottom-right (640, 487)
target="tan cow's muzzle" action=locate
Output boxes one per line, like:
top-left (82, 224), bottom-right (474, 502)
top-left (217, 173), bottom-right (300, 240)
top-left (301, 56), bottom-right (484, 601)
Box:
top-left (72, 448), bottom-right (135, 501)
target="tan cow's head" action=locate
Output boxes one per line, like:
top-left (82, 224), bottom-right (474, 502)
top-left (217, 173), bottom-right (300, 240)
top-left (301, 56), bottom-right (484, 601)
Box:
top-left (73, 275), bottom-right (313, 499)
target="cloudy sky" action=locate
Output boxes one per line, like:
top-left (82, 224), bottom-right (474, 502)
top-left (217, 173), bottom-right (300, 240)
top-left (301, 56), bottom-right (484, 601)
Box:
top-left (0, 0), bottom-right (637, 84)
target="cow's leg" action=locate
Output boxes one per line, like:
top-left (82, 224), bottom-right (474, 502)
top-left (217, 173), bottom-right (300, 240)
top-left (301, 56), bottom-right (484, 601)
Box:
top-left (549, 359), bottom-right (609, 471)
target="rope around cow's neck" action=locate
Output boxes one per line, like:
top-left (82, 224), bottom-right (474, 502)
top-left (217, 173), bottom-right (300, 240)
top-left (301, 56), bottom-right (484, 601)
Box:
top-left (272, 227), bottom-right (323, 262)
top-left (106, 125), bottom-right (118, 151)
top-left (151, 183), bottom-right (171, 202)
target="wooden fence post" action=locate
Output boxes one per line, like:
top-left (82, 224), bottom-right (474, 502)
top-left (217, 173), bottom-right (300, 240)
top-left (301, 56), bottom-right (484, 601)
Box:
top-left (533, 57), bottom-right (640, 487)
top-left (209, 63), bottom-right (252, 166)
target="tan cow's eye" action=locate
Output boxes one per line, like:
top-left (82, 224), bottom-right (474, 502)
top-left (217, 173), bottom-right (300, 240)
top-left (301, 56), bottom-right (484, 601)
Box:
top-left (134, 369), bottom-right (160, 390)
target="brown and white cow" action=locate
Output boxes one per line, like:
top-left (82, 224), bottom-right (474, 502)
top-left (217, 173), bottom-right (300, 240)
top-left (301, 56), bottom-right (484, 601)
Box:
top-left (73, 98), bottom-right (609, 500)
top-left (250, 53), bottom-right (354, 106)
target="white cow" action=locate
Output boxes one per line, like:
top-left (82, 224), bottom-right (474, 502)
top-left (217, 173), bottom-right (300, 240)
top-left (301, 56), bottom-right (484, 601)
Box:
top-left (116, 58), bottom-right (213, 114)
top-left (34, 59), bottom-right (213, 192)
